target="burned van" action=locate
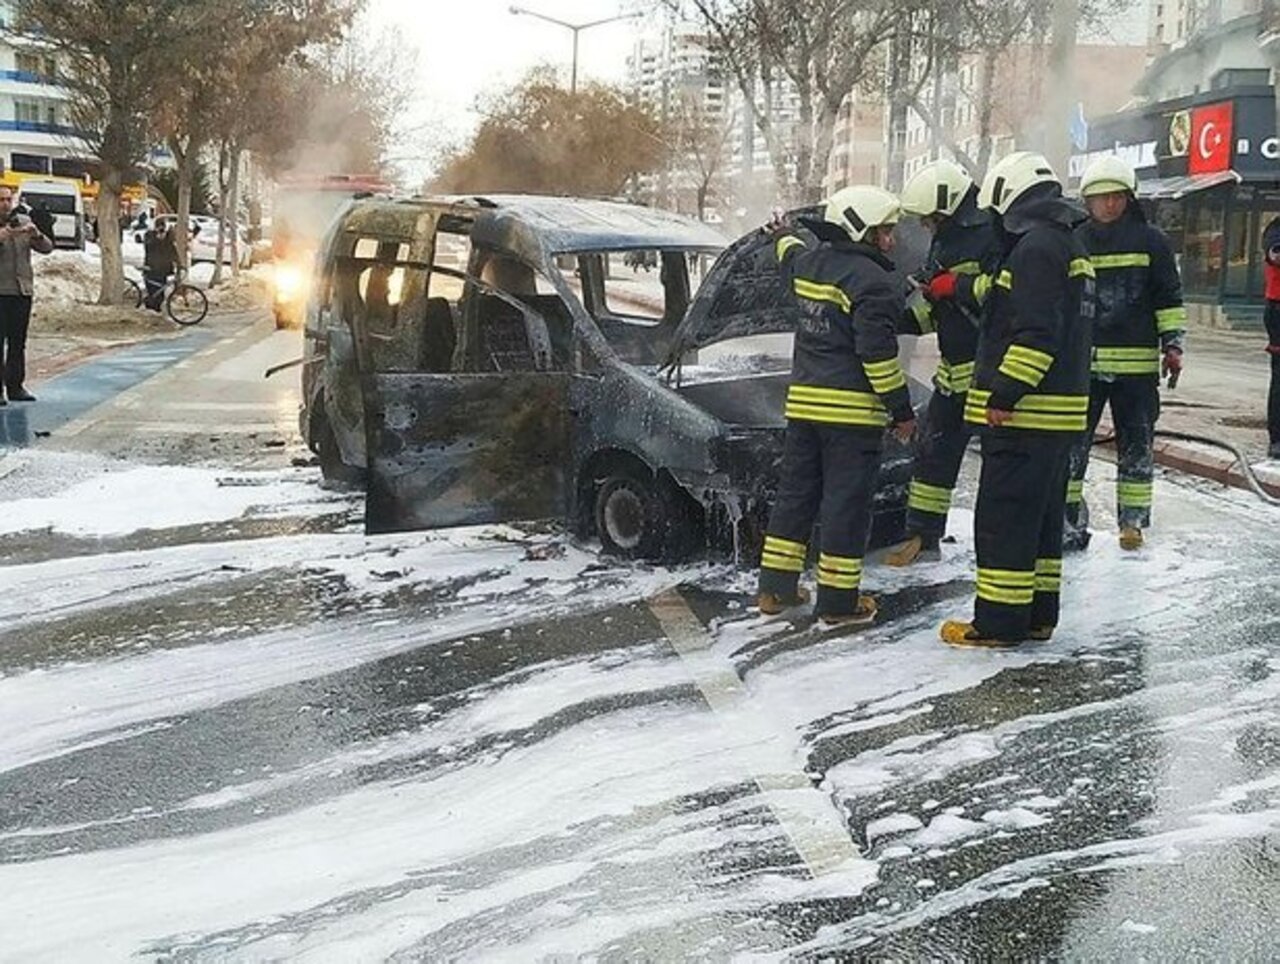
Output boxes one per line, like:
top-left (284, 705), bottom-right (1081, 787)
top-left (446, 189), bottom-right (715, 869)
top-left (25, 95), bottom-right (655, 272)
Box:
top-left (300, 194), bottom-right (926, 559)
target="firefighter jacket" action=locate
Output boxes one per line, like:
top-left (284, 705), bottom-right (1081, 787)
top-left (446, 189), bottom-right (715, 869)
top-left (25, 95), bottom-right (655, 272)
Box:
top-left (900, 187), bottom-right (1001, 396)
top-left (1075, 203), bottom-right (1185, 378)
top-left (775, 224), bottom-right (913, 429)
top-left (956, 193), bottom-right (1096, 433)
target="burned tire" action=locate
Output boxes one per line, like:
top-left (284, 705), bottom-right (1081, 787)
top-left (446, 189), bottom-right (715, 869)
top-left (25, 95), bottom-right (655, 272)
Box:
top-left (593, 467), bottom-right (703, 562)
top-left (314, 410), bottom-right (365, 487)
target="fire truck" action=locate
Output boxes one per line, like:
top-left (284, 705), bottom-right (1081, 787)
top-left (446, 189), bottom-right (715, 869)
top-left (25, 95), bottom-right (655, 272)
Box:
top-left (271, 174), bottom-right (392, 329)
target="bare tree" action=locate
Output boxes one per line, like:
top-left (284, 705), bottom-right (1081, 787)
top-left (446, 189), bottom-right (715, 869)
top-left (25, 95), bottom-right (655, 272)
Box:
top-left (16, 0), bottom-right (222, 304)
top-left (667, 92), bottom-right (737, 220)
top-left (671, 0), bottom-right (896, 204)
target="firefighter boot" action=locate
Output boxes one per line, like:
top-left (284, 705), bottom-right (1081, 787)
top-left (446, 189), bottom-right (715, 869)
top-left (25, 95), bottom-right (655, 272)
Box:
top-left (1028, 626), bottom-right (1055, 642)
top-left (1119, 526), bottom-right (1144, 551)
top-left (939, 620), bottom-right (1023, 650)
top-left (818, 595), bottom-right (878, 628)
top-left (885, 535), bottom-right (942, 567)
top-left (757, 586), bottom-right (812, 616)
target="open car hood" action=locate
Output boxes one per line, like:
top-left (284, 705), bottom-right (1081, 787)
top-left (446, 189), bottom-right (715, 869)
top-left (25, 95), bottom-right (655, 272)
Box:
top-left (666, 209), bottom-right (932, 364)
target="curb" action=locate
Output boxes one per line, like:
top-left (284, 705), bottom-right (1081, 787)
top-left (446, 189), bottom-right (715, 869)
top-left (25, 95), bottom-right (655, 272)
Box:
top-left (1092, 419), bottom-right (1280, 500)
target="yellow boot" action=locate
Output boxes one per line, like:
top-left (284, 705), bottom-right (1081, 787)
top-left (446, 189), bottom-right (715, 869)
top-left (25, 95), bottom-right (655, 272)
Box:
top-left (818, 595), bottom-right (878, 628)
top-left (1119, 527), bottom-right (1144, 551)
top-left (885, 535), bottom-right (942, 567)
top-left (757, 586), bottom-right (811, 615)
top-left (939, 620), bottom-right (1023, 649)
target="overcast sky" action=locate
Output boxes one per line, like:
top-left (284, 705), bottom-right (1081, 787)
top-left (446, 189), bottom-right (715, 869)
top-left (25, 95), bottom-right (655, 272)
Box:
top-left (366, 0), bottom-right (649, 183)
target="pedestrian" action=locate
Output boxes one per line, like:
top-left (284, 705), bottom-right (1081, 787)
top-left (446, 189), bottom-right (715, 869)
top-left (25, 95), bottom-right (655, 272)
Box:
top-left (930, 152), bottom-right (1096, 649)
top-left (1064, 156), bottom-right (1186, 551)
top-left (0, 184), bottom-right (54, 405)
top-left (886, 159), bottom-right (1002, 566)
top-left (142, 221), bottom-right (179, 311)
top-left (757, 186), bottom-right (916, 628)
top-left (1264, 215), bottom-right (1280, 460)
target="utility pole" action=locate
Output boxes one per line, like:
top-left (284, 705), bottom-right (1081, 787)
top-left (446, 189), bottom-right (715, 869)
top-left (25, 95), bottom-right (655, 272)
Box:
top-left (1044, 0), bottom-right (1080, 178)
top-left (509, 6), bottom-right (641, 96)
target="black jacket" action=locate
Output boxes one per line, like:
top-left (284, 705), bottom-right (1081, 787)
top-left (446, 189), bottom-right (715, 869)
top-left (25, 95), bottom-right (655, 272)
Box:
top-left (958, 189), bottom-right (1095, 433)
top-left (144, 230), bottom-right (179, 276)
top-left (900, 187), bottom-right (1001, 395)
top-left (1075, 203), bottom-right (1184, 377)
top-left (775, 222), bottom-right (912, 429)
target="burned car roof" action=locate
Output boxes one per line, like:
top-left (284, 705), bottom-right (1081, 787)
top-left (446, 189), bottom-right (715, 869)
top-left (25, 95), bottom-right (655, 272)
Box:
top-left (434, 194), bottom-right (728, 261)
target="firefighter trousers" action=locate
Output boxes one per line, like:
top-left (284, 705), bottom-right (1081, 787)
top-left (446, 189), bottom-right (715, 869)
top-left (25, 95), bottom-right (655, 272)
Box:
top-left (758, 421), bottom-right (883, 617)
top-left (905, 390), bottom-right (971, 543)
top-left (973, 431), bottom-right (1071, 641)
top-left (1066, 377), bottom-right (1159, 531)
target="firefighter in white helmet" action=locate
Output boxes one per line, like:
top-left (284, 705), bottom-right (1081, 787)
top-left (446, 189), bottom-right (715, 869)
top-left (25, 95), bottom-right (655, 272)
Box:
top-left (886, 159), bottom-right (1002, 566)
top-left (1065, 154), bottom-right (1186, 552)
top-left (926, 151), bottom-right (1097, 648)
top-left (758, 186), bottom-right (915, 627)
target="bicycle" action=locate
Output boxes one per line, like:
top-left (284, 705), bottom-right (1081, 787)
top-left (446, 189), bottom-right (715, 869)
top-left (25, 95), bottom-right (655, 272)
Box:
top-left (123, 272), bottom-right (209, 326)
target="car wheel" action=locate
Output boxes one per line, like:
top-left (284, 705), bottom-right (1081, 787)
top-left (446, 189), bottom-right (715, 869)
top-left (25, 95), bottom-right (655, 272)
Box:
top-left (315, 410), bottom-right (365, 487)
top-left (593, 467), bottom-right (703, 562)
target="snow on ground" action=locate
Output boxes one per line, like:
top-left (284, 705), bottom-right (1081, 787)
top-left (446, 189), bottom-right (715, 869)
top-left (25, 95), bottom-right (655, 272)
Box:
top-left (0, 463), bottom-right (340, 538)
top-left (2, 453), bottom-right (1279, 957)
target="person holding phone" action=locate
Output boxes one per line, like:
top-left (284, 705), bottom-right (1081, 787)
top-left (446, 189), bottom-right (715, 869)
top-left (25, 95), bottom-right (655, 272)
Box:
top-left (0, 184), bottom-right (53, 405)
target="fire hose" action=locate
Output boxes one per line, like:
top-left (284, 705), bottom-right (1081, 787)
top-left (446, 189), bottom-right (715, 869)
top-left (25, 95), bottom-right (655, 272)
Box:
top-left (1092, 428), bottom-right (1280, 507)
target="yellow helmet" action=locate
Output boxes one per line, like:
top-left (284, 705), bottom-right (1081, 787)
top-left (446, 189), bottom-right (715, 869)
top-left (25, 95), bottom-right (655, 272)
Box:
top-left (1080, 155), bottom-right (1138, 197)
top-left (978, 151), bottom-right (1060, 215)
top-left (823, 185), bottom-right (901, 242)
top-left (901, 160), bottom-right (973, 218)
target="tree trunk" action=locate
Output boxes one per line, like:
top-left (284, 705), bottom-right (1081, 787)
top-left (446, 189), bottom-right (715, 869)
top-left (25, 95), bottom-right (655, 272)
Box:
top-left (95, 171), bottom-right (124, 306)
top-left (975, 48), bottom-right (1000, 178)
top-left (228, 144), bottom-right (242, 277)
top-left (173, 137), bottom-right (194, 272)
top-left (211, 142), bottom-right (229, 287)
top-left (808, 98), bottom-right (840, 204)
top-left (1043, 0), bottom-right (1080, 176)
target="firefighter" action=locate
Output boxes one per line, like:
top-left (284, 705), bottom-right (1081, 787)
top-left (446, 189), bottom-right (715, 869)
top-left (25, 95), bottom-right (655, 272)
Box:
top-left (757, 186), bottom-right (916, 627)
top-left (1064, 155), bottom-right (1186, 551)
top-left (886, 160), bottom-right (1001, 566)
top-left (928, 152), bottom-right (1096, 648)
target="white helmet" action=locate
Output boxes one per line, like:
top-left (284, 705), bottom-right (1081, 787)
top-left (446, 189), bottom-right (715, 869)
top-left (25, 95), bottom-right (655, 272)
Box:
top-left (1080, 155), bottom-right (1138, 197)
top-left (978, 151), bottom-right (1060, 215)
top-left (823, 185), bottom-right (901, 242)
top-left (900, 160), bottom-right (973, 218)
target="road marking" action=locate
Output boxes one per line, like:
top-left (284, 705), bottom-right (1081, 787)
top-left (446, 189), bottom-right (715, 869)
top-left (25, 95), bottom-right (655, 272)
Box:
top-left (648, 589), bottom-right (875, 881)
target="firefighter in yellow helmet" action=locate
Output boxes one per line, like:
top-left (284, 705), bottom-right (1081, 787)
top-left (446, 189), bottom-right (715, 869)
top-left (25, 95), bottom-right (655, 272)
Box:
top-left (886, 159), bottom-right (1002, 566)
top-left (1064, 155), bottom-right (1186, 552)
top-left (758, 186), bottom-right (916, 627)
top-left (928, 152), bottom-right (1097, 647)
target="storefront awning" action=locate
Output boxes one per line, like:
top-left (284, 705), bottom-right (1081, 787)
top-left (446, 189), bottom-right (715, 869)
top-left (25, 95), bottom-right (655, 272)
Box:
top-left (1137, 170), bottom-right (1241, 199)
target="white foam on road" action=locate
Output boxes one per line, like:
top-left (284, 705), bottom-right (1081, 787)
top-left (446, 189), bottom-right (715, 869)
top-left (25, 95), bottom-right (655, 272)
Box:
top-left (0, 464), bottom-right (347, 538)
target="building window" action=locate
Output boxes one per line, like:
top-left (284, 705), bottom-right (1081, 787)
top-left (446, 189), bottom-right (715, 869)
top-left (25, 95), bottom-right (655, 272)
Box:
top-left (11, 153), bottom-right (50, 175)
top-left (15, 102), bottom-right (42, 124)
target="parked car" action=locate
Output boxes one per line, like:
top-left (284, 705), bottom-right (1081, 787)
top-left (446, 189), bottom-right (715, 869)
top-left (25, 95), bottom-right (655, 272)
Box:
top-left (18, 179), bottom-right (86, 250)
top-left (298, 195), bottom-right (926, 560)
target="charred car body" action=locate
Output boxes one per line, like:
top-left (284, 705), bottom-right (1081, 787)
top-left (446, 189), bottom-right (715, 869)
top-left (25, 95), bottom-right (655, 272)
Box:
top-left (300, 195), bottom-right (927, 558)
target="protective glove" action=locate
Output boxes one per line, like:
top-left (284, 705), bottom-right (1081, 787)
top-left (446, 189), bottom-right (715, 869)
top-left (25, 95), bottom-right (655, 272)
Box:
top-left (925, 271), bottom-right (957, 302)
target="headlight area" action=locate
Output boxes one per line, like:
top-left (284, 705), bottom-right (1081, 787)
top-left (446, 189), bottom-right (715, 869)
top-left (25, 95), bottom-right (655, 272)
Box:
top-left (273, 263), bottom-right (307, 304)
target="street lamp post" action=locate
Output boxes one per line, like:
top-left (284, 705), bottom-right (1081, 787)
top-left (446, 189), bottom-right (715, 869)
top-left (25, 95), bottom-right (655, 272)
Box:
top-left (508, 5), bottom-right (640, 95)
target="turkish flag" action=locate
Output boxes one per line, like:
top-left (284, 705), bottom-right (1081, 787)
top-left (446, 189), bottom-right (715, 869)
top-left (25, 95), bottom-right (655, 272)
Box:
top-left (1189, 102), bottom-right (1233, 174)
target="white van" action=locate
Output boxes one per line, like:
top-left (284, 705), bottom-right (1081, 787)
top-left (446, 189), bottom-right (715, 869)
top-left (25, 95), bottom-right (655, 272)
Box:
top-left (18, 179), bottom-right (85, 249)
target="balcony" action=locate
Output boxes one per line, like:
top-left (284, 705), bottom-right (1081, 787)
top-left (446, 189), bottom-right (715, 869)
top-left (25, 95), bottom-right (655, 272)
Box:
top-left (0, 69), bottom-right (54, 85)
top-left (0, 118), bottom-right (79, 136)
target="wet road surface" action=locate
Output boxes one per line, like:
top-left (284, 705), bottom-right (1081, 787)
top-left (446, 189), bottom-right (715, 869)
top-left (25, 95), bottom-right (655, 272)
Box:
top-left (2, 446), bottom-right (1279, 960)
top-left (4, 316), bottom-right (1280, 959)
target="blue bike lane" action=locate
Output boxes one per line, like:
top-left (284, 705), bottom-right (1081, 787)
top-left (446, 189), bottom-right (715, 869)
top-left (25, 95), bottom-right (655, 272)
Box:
top-left (0, 330), bottom-right (218, 449)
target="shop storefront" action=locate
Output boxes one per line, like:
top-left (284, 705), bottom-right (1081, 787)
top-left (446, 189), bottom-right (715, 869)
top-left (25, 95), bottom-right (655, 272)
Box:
top-left (1070, 85), bottom-right (1278, 319)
